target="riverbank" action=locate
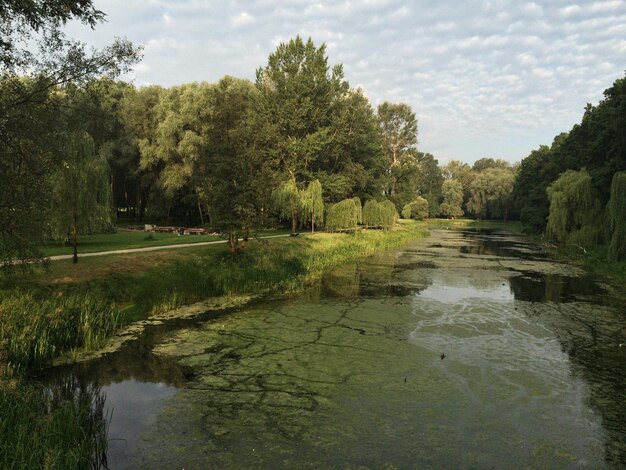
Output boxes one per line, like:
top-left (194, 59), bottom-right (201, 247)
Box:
top-left (1, 221), bottom-right (429, 468)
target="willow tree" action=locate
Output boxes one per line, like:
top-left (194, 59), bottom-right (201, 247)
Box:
top-left (325, 198), bottom-right (361, 232)
top-left (272, 178), bottom-right (302, 235)
top-left (608, 172), bottom-right (626, 261)
top-left (363, 199), bottom-right (397, 229)
top-left (440, 179), bottom-right (464, 219)
top-left (402, 197), bottom-right (429, 220)
top-left (301, 180), bottom-right (324, 232)
top-left (546, 169), bottom-right (603, 247)
top-left (48, 132), bottom-right (112, 263)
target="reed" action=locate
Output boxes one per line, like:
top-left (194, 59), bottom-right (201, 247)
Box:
top-left (0, 376), bottom-right (109, 469)
top-left (0, 290), bottom-right (120, 372)
top-left (129, 221), bottom-right (427, 315)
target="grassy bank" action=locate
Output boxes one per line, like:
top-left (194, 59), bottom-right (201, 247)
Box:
top-left (2, 221), bottom-right (427, 369)
top-left (421, 218), bottom-right (524, 232)
top-left (40, 228), bottom-right (290, 257)
top-left (1, 222), bottom-right (427, 467)
top-left (553, 244), bottom-right (626, 285)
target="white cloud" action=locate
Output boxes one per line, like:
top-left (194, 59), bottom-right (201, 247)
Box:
top-left (63, 0), bottom-right (626, 164)
top-left (231, 11), bottom-right (254, 27)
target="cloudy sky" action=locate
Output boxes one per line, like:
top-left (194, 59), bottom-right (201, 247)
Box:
top-left (66, 0), bottom-right (626, 165)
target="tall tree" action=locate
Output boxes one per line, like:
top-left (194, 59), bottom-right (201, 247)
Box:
top-left (440, 179), bottom-right (464, 219)
top-left (376, 102), bottom-right (418, 202)
top-left (301, 179), bottom-right (324, 232)
top-left (206, 76), bottom-right (263, 251)
top-left (545, 169), bottom-right (603, 247)
top-left (0, 1), bottom-right (139, 266)
top-left (255, 36), bottom-right (348, 181)
top-left (48, 132), bottom-right (111, 263)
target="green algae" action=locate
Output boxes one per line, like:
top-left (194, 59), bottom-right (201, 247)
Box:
top-left (52, 294), bottom-right (256, 366)
top-left (51, 227), bottom-right (626, 468)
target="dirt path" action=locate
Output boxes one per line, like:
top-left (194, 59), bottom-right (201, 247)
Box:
top-left (47, 234), bottom-right (292, 261)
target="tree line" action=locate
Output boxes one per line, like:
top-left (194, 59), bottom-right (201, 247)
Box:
top-left (1, 0), bottom-right (623, 264)
top-left (512, 76), bottom-right (626, 261)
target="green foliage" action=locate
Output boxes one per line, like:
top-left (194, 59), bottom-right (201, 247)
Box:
top-left (301, 179), bottom-right (324, 232)
top-left (325, 198), bottom-right (361, 232)
top-left (402, 197), bottom-right (429, 220)
top-left (546, 170), bottom-right (603, 247)
top-left (0, 290), bottom-right (120, 372)
top-left (440, 179), bottom-right (464, 218)
top-left (272, 178), bottom-right (302, 234)
top-left (467, 167), bottom-right (515, 220)
top-left (363, 199), bottom-right (398, 229)
top-left (48, 132), bottom-right (112, 245)
top-left (0, 379), bottom-right (109, 469)
top-left (608, 172), bottom-right (626, 261)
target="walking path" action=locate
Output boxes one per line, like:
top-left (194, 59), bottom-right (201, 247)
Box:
top-left (47, 234), bottom-right (292, 261)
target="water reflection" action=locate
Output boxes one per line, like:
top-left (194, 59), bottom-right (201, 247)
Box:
top-left (43, 228), bottom-right (625, 468)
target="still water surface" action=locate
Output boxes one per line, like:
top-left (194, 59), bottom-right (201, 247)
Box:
top-left (46, 229), bottom-right (626, 468)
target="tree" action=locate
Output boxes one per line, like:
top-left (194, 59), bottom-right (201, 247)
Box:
top-left (546, 170), bottom-right (603, 247)
top-left (48, 132), bottom-right (111, 263)
top-left (255, 36), bottom-right (348, 180)
top-left (205, 77), bottom-right (262, 252)
top-left (608, 172), bottom-right (626, 261)
top-left (138, 82), bottom-right (214, 224)
top-left (402, 197), bottom-right (429, 220)
top-left (376, 102), bottom-right (418, 200)
top-left (363, 199), bottom-right (397, 229)
top-left (416, 152), bottom-right (443, 216)
top-left (377, 102), bottom-right (417, 166)
top-left (443, 160), bottom-right (475, 210)
top-left (439, 179), bottom-right (464, 219)
top-left (467, 168), bottom-right (515, 220)
top-left (325, 198), bottom-right (361, 232)
top-left (0, 2), bottom-right (139, 266)
top-left (272, 178), bottom-right (302, 235)
top-left (301, 180), bottom-right (324, 232)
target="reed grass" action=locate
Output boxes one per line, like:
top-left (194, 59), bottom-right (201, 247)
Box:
top-left (0, 290), bottom-right (121, 373)
top-left (0, 377), bottom-right (108, 469)
top-left (128, 221), bottom-right (427, 316)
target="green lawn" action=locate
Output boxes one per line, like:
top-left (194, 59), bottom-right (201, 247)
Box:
top-left (41, 229), bottom-right (291, 256)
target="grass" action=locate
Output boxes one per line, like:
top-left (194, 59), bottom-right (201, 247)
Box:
top-left (420, 218), bottom-right (524, 232)
top-left (0, 221), bottom-right (428, 469)
top-left (2, 221), bottom-right (428, 372)
top-left (0, 377), bottom-right (109, 469)
top-left (553, 244), bottom-right (626, 285)
top-left (40, 228), bottom-right (290, 257)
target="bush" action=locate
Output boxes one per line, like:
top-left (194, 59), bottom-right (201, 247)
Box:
top-left (401, 197), bottom-right (429, 220)
top-left (325, 198), bottom-right (361, 232)
top-left (363, 199), bottom-right (398, 229)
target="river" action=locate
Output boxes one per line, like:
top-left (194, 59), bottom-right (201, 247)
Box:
top-left (43, 229), bottom-right (626, 468)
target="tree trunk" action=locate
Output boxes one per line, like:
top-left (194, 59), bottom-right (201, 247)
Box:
top-left (197, 201), bottom-right (205, 226)
top-left (72, 212), bottom-right (78, 264)
top-left (311, 213), bottom-right (315, 233)
top-left (291, 207), bottom-right (298, 235)
top-left (228, 231), bottom-right (237, 254)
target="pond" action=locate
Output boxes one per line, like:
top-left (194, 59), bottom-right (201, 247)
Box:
top-left (43, 229), bottom-right (626, 468)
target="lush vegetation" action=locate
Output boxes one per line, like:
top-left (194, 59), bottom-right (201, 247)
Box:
top-left (512, 77), bottom-right (626, 263)
top-left (1, 0), bottom-right (624, 466)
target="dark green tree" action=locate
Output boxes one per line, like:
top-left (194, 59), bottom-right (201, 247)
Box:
top-left (546, 170), bottom-right (603, 247)
top-left (440, 179), bottom-right (464, 219)
top-left (48, 132), bottom-right (112, 263)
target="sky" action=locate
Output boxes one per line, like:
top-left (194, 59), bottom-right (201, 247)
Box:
top-left (65, 0), bottom-right (626, 165)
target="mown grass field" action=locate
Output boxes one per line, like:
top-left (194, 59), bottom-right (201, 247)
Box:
top-left (40, 228), bottom-right (291, 256)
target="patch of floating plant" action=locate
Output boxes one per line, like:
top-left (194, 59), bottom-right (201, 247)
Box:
top-left (52, 294), bottom-right (257, 366)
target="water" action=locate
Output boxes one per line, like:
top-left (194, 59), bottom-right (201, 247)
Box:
top-left (44, 229), bottom-right (626, 468)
